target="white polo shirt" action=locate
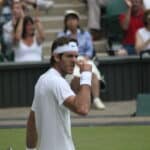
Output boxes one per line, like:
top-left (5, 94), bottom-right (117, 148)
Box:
top-left (32, 68), bottom-right (75, 150)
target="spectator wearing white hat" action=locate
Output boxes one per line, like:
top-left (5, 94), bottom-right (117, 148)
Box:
top-left (57, 10), bottom-right (106, 110)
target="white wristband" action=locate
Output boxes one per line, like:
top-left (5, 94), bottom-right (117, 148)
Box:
top-left (80, 71), bottom-right (92, 86)
top-left (26, 148), bottom-right (37, 150)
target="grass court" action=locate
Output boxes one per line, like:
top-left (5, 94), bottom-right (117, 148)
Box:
top-left (0, 126), bottom-right (150, 150)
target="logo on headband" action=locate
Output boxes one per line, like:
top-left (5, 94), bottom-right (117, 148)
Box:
top-left (53, 42), bottom-right (78, 54)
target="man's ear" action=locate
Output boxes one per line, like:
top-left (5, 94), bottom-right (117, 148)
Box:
top-left (53, 54), bottom-right (60, 62)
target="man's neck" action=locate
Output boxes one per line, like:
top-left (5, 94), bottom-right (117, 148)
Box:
top-left (53, 65), bottom-right (65, 77)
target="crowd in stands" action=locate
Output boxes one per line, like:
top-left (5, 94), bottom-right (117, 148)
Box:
top-left (85, 0), bottom-right (150, 56)
top-left (1, 0), bottom-right (150, 61)
top-left (0, 0), bottom-right (54, 62)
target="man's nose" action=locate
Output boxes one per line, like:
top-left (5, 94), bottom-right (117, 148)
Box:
top-left (72, 56), bottom-right (77, 62)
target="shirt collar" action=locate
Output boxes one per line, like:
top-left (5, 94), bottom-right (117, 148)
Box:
top-left (50, 68), bottom-right (62, 77)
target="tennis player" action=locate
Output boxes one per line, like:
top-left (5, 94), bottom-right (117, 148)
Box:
top-left (26, 37), bottom-right (92, 150)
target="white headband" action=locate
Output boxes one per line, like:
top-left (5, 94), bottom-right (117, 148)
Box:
top-left (53, 41), bottom-right (78, 54)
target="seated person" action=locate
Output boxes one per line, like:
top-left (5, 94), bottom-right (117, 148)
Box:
top-left (57, 10), bottom-right (106, 110)
top-left (135, 9), bottom-right (150, 55)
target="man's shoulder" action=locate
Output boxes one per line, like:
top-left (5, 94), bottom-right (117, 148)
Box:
top-left (38, 68), bottom-right (64, 84)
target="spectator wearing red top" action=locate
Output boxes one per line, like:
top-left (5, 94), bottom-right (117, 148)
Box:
top-left (119, 0), bottom-right (144, 55)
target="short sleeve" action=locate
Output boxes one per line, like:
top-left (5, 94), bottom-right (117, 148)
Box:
top-left (53, 78), bottom-right (75, 105)
top-left (31, 82), bottom-right (39, 112)
top-left (31, 78), bottom-right (44, 112)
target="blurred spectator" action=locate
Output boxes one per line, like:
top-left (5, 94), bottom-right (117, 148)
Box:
top-left (13, 9), bottom-right (45, 62)
top-left (24, 0), bottom-right (54, 10)
top-left (57, 10), bottom-right (106, 110)
top-left (135, 9), bottom-right (150, 55)
top-left (2, 0), bottom-right (24, 61)
top-left (0, 0), bottom-right (12, 23)
top-left (0, 0), bottom-right (12, 60)
top-left (119, 0), bottom-right (144, 55)
top-left (86, 0), bottom-right (109, 41)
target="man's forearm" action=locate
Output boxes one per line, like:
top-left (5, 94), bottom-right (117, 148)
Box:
top-left (73, 71), bottom-right (92, 115)
top-left (74, 85), bottom-right (91, 115)
top-left (26, 111), bottom-right (37, 148)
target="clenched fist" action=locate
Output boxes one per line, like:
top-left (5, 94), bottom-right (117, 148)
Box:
top-left (76, 59), bottom-right (92, 73)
